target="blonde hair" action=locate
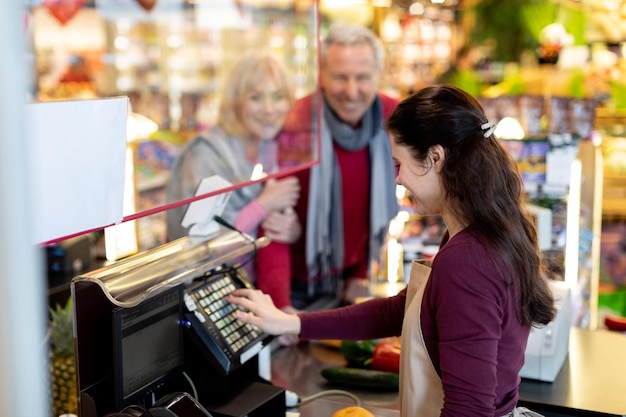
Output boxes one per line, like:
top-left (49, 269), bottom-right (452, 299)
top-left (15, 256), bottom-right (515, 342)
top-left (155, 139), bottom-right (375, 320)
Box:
top-left (217, 52), bottom-right (295, 138)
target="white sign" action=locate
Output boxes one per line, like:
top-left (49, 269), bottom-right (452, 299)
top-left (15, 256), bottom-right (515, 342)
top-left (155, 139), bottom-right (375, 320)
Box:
top-left (26, 97), bottom-right (129, 245)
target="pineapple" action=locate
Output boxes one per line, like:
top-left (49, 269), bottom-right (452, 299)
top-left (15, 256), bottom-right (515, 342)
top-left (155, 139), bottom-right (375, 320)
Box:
top-left (49, 298), bottom-right (78, 417)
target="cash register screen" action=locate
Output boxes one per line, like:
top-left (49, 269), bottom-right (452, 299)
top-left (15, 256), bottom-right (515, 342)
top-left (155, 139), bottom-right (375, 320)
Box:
top-left (113, 286), bottom-right (184, 408)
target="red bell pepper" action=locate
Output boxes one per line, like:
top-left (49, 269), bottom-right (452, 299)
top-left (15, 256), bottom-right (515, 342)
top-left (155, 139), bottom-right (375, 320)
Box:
top-left (605, 315), bottom-right (626, 332)
top-left (371, 341), bottom-right (401, 374)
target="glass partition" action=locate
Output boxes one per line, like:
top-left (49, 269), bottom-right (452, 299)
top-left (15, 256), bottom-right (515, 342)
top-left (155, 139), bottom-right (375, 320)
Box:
top-left (29, 0), bottom-right (320, 235)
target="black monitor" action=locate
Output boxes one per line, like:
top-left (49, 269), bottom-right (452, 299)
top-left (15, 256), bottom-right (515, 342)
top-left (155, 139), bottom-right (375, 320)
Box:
top-left (112, 286), bottom-right (184, 410)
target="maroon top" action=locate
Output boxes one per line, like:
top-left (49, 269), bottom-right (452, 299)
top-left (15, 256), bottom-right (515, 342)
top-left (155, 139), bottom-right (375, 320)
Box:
top-left (300, 228), bottom-right (530, 416)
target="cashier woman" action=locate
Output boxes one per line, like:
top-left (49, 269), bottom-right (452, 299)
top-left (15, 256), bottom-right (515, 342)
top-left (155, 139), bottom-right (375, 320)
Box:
top-left (227, 85), bottom-right (556, 417)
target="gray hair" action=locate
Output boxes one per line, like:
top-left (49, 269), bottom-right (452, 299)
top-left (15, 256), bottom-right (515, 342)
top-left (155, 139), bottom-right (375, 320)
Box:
top-left (321, 23), bottom-right (385, 72)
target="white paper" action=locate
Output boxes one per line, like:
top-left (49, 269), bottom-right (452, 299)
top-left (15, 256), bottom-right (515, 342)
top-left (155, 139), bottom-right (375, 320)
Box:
top-left (181, 175), bottom-right (233, 238)
top-left (26, 97), bottom-right (129, 245)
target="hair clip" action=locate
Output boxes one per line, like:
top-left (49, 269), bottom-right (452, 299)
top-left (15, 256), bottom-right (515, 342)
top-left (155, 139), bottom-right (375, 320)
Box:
top-left (481, 121), bottom-right (497, 138)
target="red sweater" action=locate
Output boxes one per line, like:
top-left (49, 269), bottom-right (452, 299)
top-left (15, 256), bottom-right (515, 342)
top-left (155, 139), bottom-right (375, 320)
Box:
top-left (254, 92), bottom-right (399, 308)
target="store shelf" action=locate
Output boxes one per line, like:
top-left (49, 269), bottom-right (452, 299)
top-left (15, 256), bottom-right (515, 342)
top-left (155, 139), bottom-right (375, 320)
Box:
top-left (378, 6), bottom-right (457, 97)
top-left (600, 127), bottom-right (626, 219)
top-left (602, 174), bottom-right (626, 219)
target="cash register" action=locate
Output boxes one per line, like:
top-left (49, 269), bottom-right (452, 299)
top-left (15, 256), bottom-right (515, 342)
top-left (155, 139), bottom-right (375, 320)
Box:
top-left (519, 279), bottom-right (572, 382)
top-left (72, 177), bottom-right (285, 417)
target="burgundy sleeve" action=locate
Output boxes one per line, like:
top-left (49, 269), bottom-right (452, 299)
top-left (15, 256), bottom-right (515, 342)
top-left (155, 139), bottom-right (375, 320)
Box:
top-left (299, 289), bottom-right (407, 340)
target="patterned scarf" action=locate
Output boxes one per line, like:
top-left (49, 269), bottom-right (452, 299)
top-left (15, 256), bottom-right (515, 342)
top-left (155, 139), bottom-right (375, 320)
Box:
top-left (305, 95), bottom-right (398, 295)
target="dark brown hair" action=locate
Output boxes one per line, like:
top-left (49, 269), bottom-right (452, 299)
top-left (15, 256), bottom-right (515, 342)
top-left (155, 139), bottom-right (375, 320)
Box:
top-left (386, 84), bottom-right (555, 326)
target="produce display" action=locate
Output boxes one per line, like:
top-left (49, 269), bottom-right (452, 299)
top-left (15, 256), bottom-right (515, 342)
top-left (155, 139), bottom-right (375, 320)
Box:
top-left (320, 338), bottom-right (401, 391)
top-left (586, 0), bottom-right (626, 43)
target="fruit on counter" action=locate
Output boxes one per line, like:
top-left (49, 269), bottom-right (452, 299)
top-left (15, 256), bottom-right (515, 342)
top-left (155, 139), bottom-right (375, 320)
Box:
top-left (371, 341), bottom-right (401, 374)
top-left (320, 366), bottom-right (400, 391)
top-left (49, 298), bottom-right (78, 416)
top-left (332, 405), bottom-right (375, 417)
top-left (340, 339), bottom-right (378, 368)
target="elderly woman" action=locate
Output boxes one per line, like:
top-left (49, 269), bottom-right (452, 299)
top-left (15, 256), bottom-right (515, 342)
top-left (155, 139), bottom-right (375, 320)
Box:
top-left (167, 52), bottom-right (301, 310)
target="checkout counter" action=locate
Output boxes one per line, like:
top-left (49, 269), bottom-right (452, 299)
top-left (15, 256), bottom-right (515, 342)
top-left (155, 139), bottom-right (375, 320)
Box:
top-left (268, 280), bottom-right (626, 417)
top-left (270, 327), bottom-right (626, 417)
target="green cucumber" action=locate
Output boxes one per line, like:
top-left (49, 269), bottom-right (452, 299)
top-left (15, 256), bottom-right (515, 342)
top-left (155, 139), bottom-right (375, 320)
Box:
top-left (320, 367), bottom-right (399, 391)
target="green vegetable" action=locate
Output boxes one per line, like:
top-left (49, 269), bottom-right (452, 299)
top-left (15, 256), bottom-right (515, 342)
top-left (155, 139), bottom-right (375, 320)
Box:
top-left (320, 367), bottom-right (399, 391)
top-left (340, 340), bottom-right (378, 368)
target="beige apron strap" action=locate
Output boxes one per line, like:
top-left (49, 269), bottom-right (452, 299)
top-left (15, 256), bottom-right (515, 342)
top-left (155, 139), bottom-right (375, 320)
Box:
top-left (403, 259), bottom-right (432, 314)
top-left (400, 260), bottom-right (444, 417)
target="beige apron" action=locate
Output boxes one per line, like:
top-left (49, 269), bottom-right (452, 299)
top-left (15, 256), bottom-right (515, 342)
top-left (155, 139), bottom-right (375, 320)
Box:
top-left (400, 260), bottom-right (444, 417)
top-left (399, 260), bottom-right (544, 417)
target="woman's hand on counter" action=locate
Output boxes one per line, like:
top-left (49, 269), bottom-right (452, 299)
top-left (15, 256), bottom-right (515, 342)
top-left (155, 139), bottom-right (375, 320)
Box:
top-left (226, 288), bottom-right (302, 336)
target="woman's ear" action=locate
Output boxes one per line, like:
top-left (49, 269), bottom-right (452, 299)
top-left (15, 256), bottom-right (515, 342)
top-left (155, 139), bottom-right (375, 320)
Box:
top-left (429, 145), bottom-right (446, 173)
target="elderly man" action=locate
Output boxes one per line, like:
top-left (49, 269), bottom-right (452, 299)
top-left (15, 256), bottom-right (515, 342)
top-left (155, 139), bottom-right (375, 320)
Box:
top-left (257, 23), bottom-right (400, 314)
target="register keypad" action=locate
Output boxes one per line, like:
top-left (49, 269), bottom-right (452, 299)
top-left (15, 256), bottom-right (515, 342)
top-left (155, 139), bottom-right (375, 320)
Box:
top-left (186, 273), bottom-right (261, 354)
